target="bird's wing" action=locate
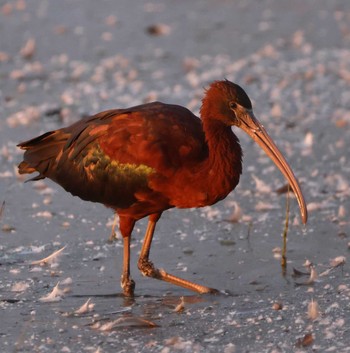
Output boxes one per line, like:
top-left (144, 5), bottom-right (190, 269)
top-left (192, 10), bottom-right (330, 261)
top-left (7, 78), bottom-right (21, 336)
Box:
top-left (40, 102), bottom-right (206, 208)
top-left (96, 102), bottom-right (207, 175)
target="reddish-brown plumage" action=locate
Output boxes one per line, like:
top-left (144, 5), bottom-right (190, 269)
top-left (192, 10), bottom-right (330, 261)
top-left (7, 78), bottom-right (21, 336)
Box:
top-left (18, 80), bottom-right (307, 296)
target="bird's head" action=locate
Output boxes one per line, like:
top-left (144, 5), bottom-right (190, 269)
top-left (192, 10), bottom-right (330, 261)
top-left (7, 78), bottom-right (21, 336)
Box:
top-left (202, 79), bottom-right (308, 224)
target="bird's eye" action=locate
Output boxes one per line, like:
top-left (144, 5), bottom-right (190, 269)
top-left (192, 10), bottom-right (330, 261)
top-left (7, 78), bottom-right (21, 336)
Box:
top-left (229, 102), bottom-right (237, 110)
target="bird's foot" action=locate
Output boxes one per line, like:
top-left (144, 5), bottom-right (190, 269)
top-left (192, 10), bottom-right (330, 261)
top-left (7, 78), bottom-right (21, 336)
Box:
top-left (138, 259), bottom-right (161, 279)
top-left (107, 234), bottom-right (117, 243)
top-left (137, 257), bottom-right (219, 295)
top-left (121, 275), bottom-right (135, 297)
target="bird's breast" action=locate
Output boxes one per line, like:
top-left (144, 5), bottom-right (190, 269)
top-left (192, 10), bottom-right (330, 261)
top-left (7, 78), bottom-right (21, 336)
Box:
top-left (149, 163), bottom-right (240, 209)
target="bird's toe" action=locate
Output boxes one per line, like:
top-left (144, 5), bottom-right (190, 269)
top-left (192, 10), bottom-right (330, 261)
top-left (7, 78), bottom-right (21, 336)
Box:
top-left (121, 276), bottom-right (135, 297)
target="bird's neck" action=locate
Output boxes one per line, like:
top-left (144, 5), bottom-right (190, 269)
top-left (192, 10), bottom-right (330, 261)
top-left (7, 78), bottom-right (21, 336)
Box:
top-left (203, 118), bottom-right (242, 169)
top-left (200, 118), bottom-right (242, 203)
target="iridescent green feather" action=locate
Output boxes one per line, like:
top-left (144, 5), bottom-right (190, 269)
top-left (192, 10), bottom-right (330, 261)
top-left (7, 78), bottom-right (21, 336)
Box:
top-left (83, 144), bottom-right (155, 188)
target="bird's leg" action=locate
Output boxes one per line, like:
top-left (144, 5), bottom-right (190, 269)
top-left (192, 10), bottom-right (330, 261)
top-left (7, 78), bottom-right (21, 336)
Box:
top-left (108, 212), bottom-right (119, 242)
top-left (121, 235), bottom-right (135, 296)
top-left (119, 216), bottom-right (136, 297)
top-left (138, 213), bottom-right (218, 294)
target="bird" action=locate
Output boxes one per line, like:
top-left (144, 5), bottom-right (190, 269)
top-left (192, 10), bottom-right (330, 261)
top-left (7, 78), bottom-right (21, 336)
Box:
top-left (17, 80), bottom-right (307, 296)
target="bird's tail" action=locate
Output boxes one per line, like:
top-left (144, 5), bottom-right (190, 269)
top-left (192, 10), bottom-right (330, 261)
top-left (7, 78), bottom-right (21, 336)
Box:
top-left (17, 130), bottom-right (68, 181)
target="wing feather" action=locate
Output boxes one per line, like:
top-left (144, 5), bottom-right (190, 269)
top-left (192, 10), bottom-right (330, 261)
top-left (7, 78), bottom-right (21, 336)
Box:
top-left (18, 102), bottom-right (206, 210)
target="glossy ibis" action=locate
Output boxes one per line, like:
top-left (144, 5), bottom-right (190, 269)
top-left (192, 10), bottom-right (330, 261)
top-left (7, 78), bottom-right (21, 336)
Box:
top-left (18, 80), bottom-right (307, 296)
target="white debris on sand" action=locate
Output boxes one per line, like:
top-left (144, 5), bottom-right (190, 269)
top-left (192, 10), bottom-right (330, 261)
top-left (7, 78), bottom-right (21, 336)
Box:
top-left (30, 245), bottom-right (66, 266)
top-left (11, 281), bottom-right (30, 292)
top-left (308, 299), bottom-right (320, 320)
top-left (39, 282), bottom-right (65, 302)
top-left (74, 298), bottom-right (95, 314)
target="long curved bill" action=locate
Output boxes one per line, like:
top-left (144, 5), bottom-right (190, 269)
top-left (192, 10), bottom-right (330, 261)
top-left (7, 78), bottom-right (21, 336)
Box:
top-left (238, 109), bottom-right (308, 224)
